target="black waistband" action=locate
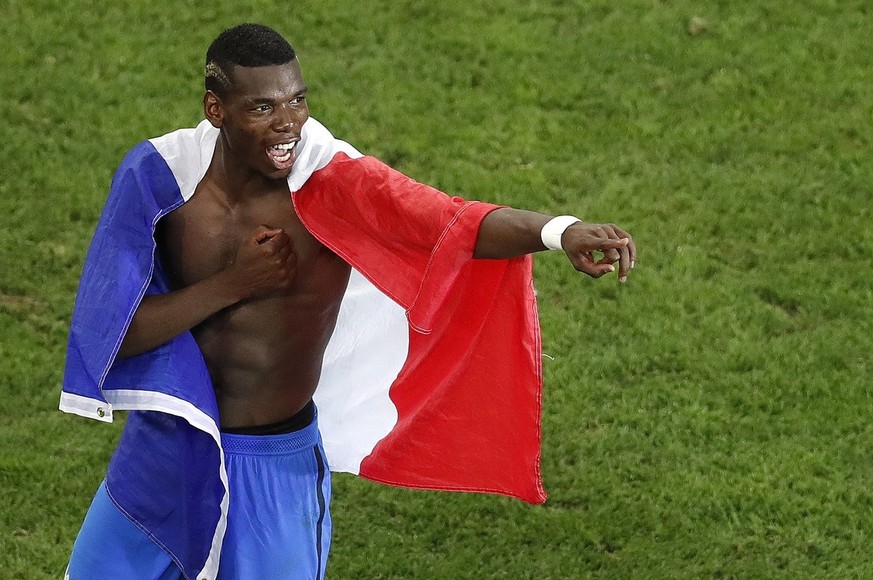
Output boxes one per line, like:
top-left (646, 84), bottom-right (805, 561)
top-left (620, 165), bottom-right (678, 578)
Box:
top-left (221, 400), bottom-right (315, 436)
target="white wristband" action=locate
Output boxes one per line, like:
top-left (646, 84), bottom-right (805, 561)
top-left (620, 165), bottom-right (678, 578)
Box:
top-left (541, 215), bottom-right (581, 251)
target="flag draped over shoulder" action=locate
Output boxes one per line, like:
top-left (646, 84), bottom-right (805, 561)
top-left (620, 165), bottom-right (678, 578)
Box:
top-left (61, 118), bottom-right (546, 580)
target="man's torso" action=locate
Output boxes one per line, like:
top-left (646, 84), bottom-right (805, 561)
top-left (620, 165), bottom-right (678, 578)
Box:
top-left (157, 174), bottom-right (351, 428)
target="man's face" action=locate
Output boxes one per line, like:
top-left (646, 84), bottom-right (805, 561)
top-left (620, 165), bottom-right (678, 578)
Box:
top-left (213, 59), bottom-right (309, 180)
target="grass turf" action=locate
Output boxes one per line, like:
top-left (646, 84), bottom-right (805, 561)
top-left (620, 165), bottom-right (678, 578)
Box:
top-left (2, 1), bottom-right (871, 577)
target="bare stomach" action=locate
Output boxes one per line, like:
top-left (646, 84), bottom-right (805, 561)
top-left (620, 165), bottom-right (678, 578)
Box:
top-left (193, 292), bottom-right (344, 429)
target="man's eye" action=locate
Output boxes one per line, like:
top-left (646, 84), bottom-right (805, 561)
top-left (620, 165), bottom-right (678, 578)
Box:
top-left (291, 96), bottom-right (306, 105)
top-left (254, 105), bottom-right (271, 113)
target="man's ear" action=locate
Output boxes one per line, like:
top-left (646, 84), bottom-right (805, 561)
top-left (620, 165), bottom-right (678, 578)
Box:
top-left (204, 90), bottom-right (225, 128)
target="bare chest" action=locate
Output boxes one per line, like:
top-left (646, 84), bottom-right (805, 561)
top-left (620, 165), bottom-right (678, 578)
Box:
top-left (157, 184), bottom-right (343, 292)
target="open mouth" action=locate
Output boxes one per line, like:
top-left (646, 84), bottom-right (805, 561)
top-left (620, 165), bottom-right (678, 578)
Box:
top-left (266, 142), bottom-right (297, 170)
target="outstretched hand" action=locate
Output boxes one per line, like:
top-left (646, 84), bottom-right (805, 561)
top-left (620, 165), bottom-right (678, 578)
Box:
top-left (227, 226), bottom-right (298, 299)
top-left (561, 222), bottom-right (636, 282)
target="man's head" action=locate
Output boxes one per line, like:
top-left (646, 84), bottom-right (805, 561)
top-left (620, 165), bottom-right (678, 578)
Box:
top-left (205, 23), bottom-right (296, 97)
top-left (203, 24), bottom-right (309, 180)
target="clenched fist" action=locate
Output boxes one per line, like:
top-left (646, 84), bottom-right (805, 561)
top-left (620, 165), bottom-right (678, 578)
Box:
top-left (226, 226), bottom-right (298, 299)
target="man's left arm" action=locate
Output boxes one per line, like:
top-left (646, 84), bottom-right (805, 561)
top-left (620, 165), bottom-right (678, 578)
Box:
top-left (474, 208), bottom-right (636, 283)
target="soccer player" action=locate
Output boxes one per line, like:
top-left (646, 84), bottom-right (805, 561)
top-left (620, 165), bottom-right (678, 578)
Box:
top-left (63, 23), bottom-right (635, 579)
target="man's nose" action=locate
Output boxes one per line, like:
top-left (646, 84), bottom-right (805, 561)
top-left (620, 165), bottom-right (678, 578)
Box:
top-left (273, 104), bottom-right (297, 132)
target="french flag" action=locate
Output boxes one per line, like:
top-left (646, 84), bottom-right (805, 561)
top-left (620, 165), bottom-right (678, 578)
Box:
top-left (61, 118), bottom-right (546, 579)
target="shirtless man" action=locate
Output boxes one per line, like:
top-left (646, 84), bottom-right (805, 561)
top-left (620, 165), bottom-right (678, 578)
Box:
top-left (119, 58), bottom-right (634, 430)
top-left (118, 56), bottom-right (345, 429)
top-left (65, 23), bottom-right (635, 579)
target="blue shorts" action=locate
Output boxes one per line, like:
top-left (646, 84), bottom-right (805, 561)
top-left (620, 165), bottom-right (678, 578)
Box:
top-left (67, 414), bottom-right (332, 579)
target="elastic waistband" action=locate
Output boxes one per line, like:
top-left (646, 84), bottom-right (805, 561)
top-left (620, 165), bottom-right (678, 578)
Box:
top-left (221, 412), bottom-right (320, 456)
top-left (222, 400), bottom-right (315, 435)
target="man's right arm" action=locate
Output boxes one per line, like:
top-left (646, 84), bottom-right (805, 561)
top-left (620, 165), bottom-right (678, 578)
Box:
top-left (117, 226), bottom-right (297, 359)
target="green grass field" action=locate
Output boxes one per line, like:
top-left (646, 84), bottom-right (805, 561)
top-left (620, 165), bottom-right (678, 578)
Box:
top-left (3, 1), bottom-right (872, 578)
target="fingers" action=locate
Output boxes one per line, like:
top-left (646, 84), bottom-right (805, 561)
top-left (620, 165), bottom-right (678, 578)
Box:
top-left (612, 225), bottom-right (637, 270)
top-left (585, 226), bottom-right (630, 282)
top-left (565, 222), bottom-right (636, 282)
top-left (254, 227), bottom-right (292, 258)
top-left (596, 248), bottom-right (621, 265)
top-left (574, 251), bottom-right (616, 278)
top-left (595, 237), bottom-right (630, 251)
top-left (264, 231), bottom-right (291, 252)
top-left (263, 233), bottom-right (295, 273)
top-left (600, 227), bottom-right (631, 283)
top-left (251, 225), bottom-right (284, 245)
top-left (249, 228), bottom-right (295, 276)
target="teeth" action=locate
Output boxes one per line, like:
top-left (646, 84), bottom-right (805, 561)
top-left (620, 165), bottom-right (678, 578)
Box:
top-left (271, 143), bottom-right (294, 151)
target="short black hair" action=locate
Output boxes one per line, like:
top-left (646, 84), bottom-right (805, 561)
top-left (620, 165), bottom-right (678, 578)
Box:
top-left (205, 23), bottom-right (296, 95)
